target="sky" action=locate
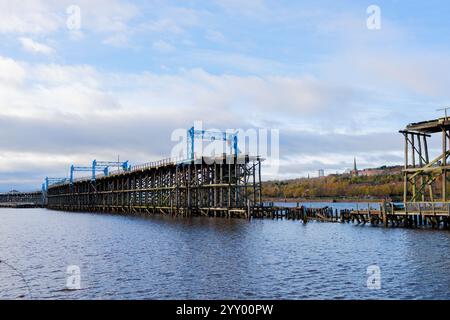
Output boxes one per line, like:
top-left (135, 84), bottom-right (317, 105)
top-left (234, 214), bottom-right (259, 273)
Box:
top-left (1, 0), bottom-right (450, 191)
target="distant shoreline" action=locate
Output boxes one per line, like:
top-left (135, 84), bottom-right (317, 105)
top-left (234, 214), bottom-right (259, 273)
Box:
top-left (263, 197), bottom-right (396, 203)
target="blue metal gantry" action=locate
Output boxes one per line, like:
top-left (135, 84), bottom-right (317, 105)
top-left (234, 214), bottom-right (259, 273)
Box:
top-left (92, 160), bottom-right (129, 180)
top-left (43, 177), bottom-right (69, 192)
top-left (70, 160), bottom-right (130, 183)
top-left (45, 125), bottom-right (239, 188)
top-left (70, 165), bottom-right (94, 183)
top-left (187, 126), bottom-right (239, 161)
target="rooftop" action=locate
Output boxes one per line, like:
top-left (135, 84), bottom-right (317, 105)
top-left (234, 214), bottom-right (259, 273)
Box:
top-left (405, 117), bottom-right (450, 134)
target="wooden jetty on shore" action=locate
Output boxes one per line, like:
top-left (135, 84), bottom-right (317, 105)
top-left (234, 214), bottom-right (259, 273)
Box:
top-left (252, 205), bottom-right (338, 222)
top-left (253, 203), bottom-right (449, 229)
top-left (340, 202), bottom-right (449, 229)
top-left (0, 191), bottom-right (43, 208)
top-left (0, 202), bottom-right (41, 208)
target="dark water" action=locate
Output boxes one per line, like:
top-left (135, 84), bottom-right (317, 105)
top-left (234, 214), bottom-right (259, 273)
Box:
top-left (0, 208), bottom-right (449, 300)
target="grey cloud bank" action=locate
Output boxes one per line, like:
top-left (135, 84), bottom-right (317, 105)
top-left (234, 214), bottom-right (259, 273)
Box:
top-left (1, 1), bottom-right (450, 191)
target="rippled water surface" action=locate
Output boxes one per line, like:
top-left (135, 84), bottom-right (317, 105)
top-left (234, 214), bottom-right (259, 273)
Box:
top-left (0, 208), bottom-right (449, 300)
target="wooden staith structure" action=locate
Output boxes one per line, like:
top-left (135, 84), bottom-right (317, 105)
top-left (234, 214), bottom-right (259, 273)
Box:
top-left (253, 204), bottom-right (339, 223)
top-left (386, 116), bottom-right (450, 228)
top-left (0, 191), bottom-right (43, 207)
top-left (333, 115), bottom-right (450, 230)
top-left (46, 155), bottom-right (263, 218)
top-left (340, 203), bottom-right (449, 229)
top-left (399, 117), bottom-right (450, 203)
top-left (0, 202), bottom-right (40, 208)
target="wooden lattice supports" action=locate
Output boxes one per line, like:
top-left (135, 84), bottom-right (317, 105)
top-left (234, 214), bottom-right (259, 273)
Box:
top-left (46, 155), bottom-right (263, 217)
top-left (0, 191), bottom-right (43, 206)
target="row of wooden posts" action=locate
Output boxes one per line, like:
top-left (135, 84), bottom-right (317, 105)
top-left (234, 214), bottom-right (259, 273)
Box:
top-left (249, 203), bottom-right (449, 229)
top-left (2, 196), bottom-right (448, 229)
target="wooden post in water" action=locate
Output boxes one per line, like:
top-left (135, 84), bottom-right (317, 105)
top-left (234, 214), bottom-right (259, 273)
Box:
top-left (443, 127), bottom-right (447, 202)
top-left (381, 201), bottom-right (388, 228)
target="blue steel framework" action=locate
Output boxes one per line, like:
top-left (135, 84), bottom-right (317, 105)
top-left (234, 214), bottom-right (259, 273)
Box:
top-left (187, 127), bottom-right (239, 161)
top-left (69, 160), bottom-right (130, 183)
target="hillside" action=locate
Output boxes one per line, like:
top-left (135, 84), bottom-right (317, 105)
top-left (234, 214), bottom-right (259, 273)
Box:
top-left (262, 166), bottom-right (404, 201)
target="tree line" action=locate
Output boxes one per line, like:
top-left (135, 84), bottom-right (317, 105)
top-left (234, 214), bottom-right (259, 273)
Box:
top-left (262, 173), bottom-right (404, 200)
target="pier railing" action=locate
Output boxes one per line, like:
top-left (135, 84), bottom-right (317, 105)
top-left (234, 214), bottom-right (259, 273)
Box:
top-left (130, 157), bottom-right (177, 172)
top-left (379, 201), bottom-right (450, 216)
top-left (52, 155), bottom-right (256, 187)
top-left (400, 202), bottom-right (450, 216)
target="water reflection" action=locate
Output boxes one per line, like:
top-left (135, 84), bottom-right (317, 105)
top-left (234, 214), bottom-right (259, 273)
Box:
top-left (0, 208), bottom-right (448, 300)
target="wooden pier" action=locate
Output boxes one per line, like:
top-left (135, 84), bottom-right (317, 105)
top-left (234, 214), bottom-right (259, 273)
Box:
top-left (253, 203), bottom-right (449, 229)
top-left (0, 191), bottom-right (43, 208)
top-left (342, 202), bottom-right (450, 229)
top-left (252, 205), bottom-right (339, 223)
top-left (0, 202), bottom-right (41, 208)
top-left (46, 155), bottom-right (264, 219)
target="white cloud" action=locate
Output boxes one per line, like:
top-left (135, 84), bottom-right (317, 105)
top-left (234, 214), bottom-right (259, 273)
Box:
top-left (0, 55), bottom-right (378, 189)
top-left (102, 33), bottom-right (129, 47)
top-left (77, 0), bottom-right (138, 33)
top-left (0, 46), bottom-right (447, 189)
top-left (0, 1), bottom-right (62, 34)
top-left (215, 0), bottom-right (266, 15)
top-left (138, 7), bottom-right (203, 36)
top-left (0, 56), bottom-right (356, 147)
top-left (142, 18), bottom-right (184, 34)
top-left (0, 0), bottom-right (139, 35)
top-left (152, 40), bottom-right (175, 53)
top-left (205, 30), bottom-right (226, 44)
top-left (320, 47), bottom-right (450, 99)
top-left (0, 55), bottom-right (391, 134)
top-left (19, 37), bottom-right (55, 55)
top-left (0, 56), bottom-right (26, 85)
top-left (31, 64), bottom-right (100, 86)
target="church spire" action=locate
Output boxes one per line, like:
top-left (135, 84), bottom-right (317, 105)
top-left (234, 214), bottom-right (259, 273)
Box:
top-left (352, 157), bottom-right (358, 176)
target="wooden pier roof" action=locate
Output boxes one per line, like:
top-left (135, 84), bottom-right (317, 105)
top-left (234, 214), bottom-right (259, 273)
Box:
top-left (405, 117), bottom-right (450, 134)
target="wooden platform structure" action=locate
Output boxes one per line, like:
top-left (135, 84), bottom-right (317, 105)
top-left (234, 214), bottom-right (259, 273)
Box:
top-left (388, 116), bottom-right (450, 229)
top-left (0, 191), bottom-right (43, 208)
top-left (253, 205), bottom-right (339, 223)
top-left (338, 117), bottom-right (450, 230)
top-left (340, 203), bottom-right (449, 229)
top-left (46, 155), bottom-right (264, 218)
top-left (249, 202), bottom-right (448, 229)
top-left (0, 202), bottom-right (40, 208)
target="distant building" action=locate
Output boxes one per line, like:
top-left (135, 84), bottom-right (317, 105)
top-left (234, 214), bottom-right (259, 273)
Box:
top-left (358, 166), bottom-right (403, 177)
top-left (318, 169), bottom-right (325, 177)
top-left (358, 169), bottom-right (384, 176)
top-left (351, 157), bottom-right (358, 176)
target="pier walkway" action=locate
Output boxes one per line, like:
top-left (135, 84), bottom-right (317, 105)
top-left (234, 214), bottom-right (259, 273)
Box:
top-left (0, 191), bottom-right (43, 208)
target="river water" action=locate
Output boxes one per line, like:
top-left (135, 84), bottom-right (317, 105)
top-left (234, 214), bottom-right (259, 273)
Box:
top-left (0, 208), bottom-right (449, 300)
